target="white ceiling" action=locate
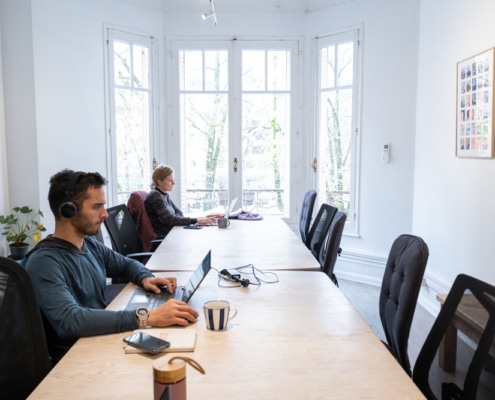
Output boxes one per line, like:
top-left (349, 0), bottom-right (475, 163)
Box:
top-left (123, 0), bottom-right (356, 14)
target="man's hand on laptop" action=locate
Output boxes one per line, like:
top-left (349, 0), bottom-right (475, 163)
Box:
top-left (148, 301), bottom-right (199, 327)
top-left (141, 277), bottom-right (177, 294)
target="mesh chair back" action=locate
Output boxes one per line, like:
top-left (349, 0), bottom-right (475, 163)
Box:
top-left (413, 274), bottom-right (495, 400)
top-left (299, 190), bottom-right (317, 248)
top-left (379, 234), bottom-right (429, 376)
top-left (0, 256), bottom-right (52, 400)
top-left (306, 203), bottom-right (338, 259)
top-left (104, 204), bottom-right (143, 256)
top-left (318, 211), bottom-right (346, 285)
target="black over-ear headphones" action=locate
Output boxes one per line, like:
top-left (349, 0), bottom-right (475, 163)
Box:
top-left (59, 171), bottom-right (84, 218)
top-left (220, 269), bottom-right (250, 287)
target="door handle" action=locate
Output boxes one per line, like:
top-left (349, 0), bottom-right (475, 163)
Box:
top-left (233, 157), bottom-right (238, 172)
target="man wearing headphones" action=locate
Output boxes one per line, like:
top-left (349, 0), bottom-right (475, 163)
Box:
top-left (25, 169), bottom-right (199, 364)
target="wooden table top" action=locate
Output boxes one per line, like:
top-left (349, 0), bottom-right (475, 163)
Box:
top-left (145, 217), bottom-right (320, 272)
top-left (29, 271), bottom-right (424, 399)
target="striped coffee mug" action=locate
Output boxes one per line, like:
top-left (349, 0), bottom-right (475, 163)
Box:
top-left (204, 300), bottom-right (238, 331)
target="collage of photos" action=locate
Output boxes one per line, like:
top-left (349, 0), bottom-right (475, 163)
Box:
top-left (457, 47), bottom-right (495, 158)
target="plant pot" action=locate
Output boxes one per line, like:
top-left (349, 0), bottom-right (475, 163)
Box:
top-left (9, 243), bottom-right (29, 260)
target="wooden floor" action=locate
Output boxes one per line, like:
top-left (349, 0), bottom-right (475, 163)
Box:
top-left (338, 278), bottom-right (495, 399)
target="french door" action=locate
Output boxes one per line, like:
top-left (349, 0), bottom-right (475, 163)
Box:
top-left (170, 39), bottom-right (299, 217)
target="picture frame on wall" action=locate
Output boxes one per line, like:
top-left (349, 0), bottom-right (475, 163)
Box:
top-left (456, 47), bottom-right (495, 158)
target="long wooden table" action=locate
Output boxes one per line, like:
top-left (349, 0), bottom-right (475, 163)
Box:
top-left (28, 271), bottom-right (424, 399)
top-left (145, 217), bottom-right (320, 272)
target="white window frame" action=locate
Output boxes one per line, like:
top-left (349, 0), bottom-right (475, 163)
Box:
top-left (104, 25), bottom-right (159, 206)
top-left (315, 27), bottom-right (362, 236)
top-left (167, 37), bottom-right (303, 222)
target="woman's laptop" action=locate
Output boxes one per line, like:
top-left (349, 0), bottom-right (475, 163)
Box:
top-left (125, 250), bottom-right (212, 310)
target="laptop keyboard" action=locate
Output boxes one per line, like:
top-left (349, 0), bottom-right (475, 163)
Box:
top-left (148, 288), bottom-right (184, 309)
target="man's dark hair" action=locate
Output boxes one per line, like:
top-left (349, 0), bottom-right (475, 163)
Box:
top-left (48, 169), bottom-right (107, 219)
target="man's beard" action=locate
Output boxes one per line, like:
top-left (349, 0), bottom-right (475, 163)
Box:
top-left (72, 214), bottom-right (101, 237)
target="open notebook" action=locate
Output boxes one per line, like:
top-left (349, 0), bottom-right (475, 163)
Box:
top-left (124, 328), bottom-right (197, 354)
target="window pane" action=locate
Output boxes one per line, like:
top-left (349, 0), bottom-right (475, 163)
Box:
top-left (243, 50), bottom-right (266, 91)
top-left (267, 50), bottom-right (290, 91)
top-left (115, 88), bottom-right (150, 204)
top-left (242, 93), bottom-right (290, 214)
top-left (132, 44), bottom-right (149, 89)
top-left (181, 93), bottom-right (229, 212)
top-left (318, 89), bottom-right (352, 212)
top-left (337, 42), bottom-right (353, 87)
top-left (180, 51), bottom-right (203, 91)
top-left (321, 45), bottom-right (335, 89)
top-left (205, 51), bottom-right (228, 91)
top-left (114, 41), bottom-right (131, 87)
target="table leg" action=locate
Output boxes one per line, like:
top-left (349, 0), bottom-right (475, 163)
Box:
top-left (439, 323), bottom-right (457, 371)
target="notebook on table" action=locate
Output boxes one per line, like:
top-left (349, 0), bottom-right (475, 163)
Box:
top-left (124, 328), bottom-right (197, 354)
top-left (125, 250), bottom-right (212, 310)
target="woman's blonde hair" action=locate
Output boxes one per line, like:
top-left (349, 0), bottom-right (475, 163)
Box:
top-left (151, 164), bottom-right (174, 188)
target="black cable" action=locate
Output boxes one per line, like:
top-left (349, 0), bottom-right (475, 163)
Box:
top-left (212, 264), bottom-right (279, 288)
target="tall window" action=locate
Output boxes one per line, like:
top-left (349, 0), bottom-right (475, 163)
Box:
top-left (105, 28), bottom-right (156, 205)
top-left (171, 40), bottom-right (297, 217)
top-left (316, 29), bottom-right (361, 234)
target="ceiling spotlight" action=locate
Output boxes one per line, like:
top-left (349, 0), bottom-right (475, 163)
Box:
top-left (201, 0), bottom-right (217, 26)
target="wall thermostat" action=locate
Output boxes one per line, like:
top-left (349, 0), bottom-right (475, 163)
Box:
top-left (382, 143), bottom-right (390, 163)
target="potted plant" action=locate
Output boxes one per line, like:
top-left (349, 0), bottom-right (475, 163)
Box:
top-left (0, 206), bottom-right (46, 260)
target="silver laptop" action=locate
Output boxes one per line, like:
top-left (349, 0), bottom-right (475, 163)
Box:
top-left (202, 197), bottom-right (238, 226)
top-left (125, 250), bottom-right (212, 310)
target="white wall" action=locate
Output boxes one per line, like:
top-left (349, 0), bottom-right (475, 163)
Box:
top-left (0, 20), bottom-right (9, 257)
top-left (1, 0), bottom-right (423, 288)
top-left (307, 0), bottom-right (421, 284)
top-left (414, 0), bottom-right (495, 301)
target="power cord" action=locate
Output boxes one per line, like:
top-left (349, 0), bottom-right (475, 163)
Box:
top-left (212, 265), bottom-right (279, 288)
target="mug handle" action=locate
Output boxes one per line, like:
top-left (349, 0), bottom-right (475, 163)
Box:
top-left (228, 307), bottom-right (238, 320)
top-left (227, 219), bottom-right (231, 226)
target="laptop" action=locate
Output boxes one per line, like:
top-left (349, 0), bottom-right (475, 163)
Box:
top-left (224, 197), bottom-right (238, 219)
top-left (203, 197), bottom-right (238, 226)
top-left (125, 250), bottom-right (212, 310)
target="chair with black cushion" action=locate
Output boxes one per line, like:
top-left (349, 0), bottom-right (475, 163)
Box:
top-left (0, 256), bottom-right (52, 400)
top-left (103, 204), bottom-right (154, 264)
top-left (318, 211), bottom-right (346, 286)
top-left (379, 234), bottom-right (429, 376)
top-left (127, 191), bottom-right (162, 253)
top-left (413, 274), bottom-right (495, 400)
top-left (299, 189), bottom-right (317, 249)
top-left (306, 203), bottom-right (338, 259)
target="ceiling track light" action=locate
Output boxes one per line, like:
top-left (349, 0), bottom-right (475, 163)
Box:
top-left (201, 0), bottom-right (217, 26)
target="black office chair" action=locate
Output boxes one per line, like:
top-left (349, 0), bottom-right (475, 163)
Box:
top-left (103, 204), bottom-right (155, 264)
top-left (413, 274), bottom-right (495, 400)
top-left (306, 203), bottom-right (338, 259)
top-left (0, 256), bottom-right (52, 400)
top-left (379, 234), bottom-right (429, 376)
top-left (299, 189), bottom-right (317, 249)
top-left (318, 211), bottom-right (346, 286)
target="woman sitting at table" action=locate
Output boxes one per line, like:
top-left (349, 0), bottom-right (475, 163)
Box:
top-left (145, 164), bottom-right (216, 238)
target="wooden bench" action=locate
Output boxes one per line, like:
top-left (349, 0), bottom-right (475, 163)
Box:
top-left (437, 293), bottom-right (495, 371)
